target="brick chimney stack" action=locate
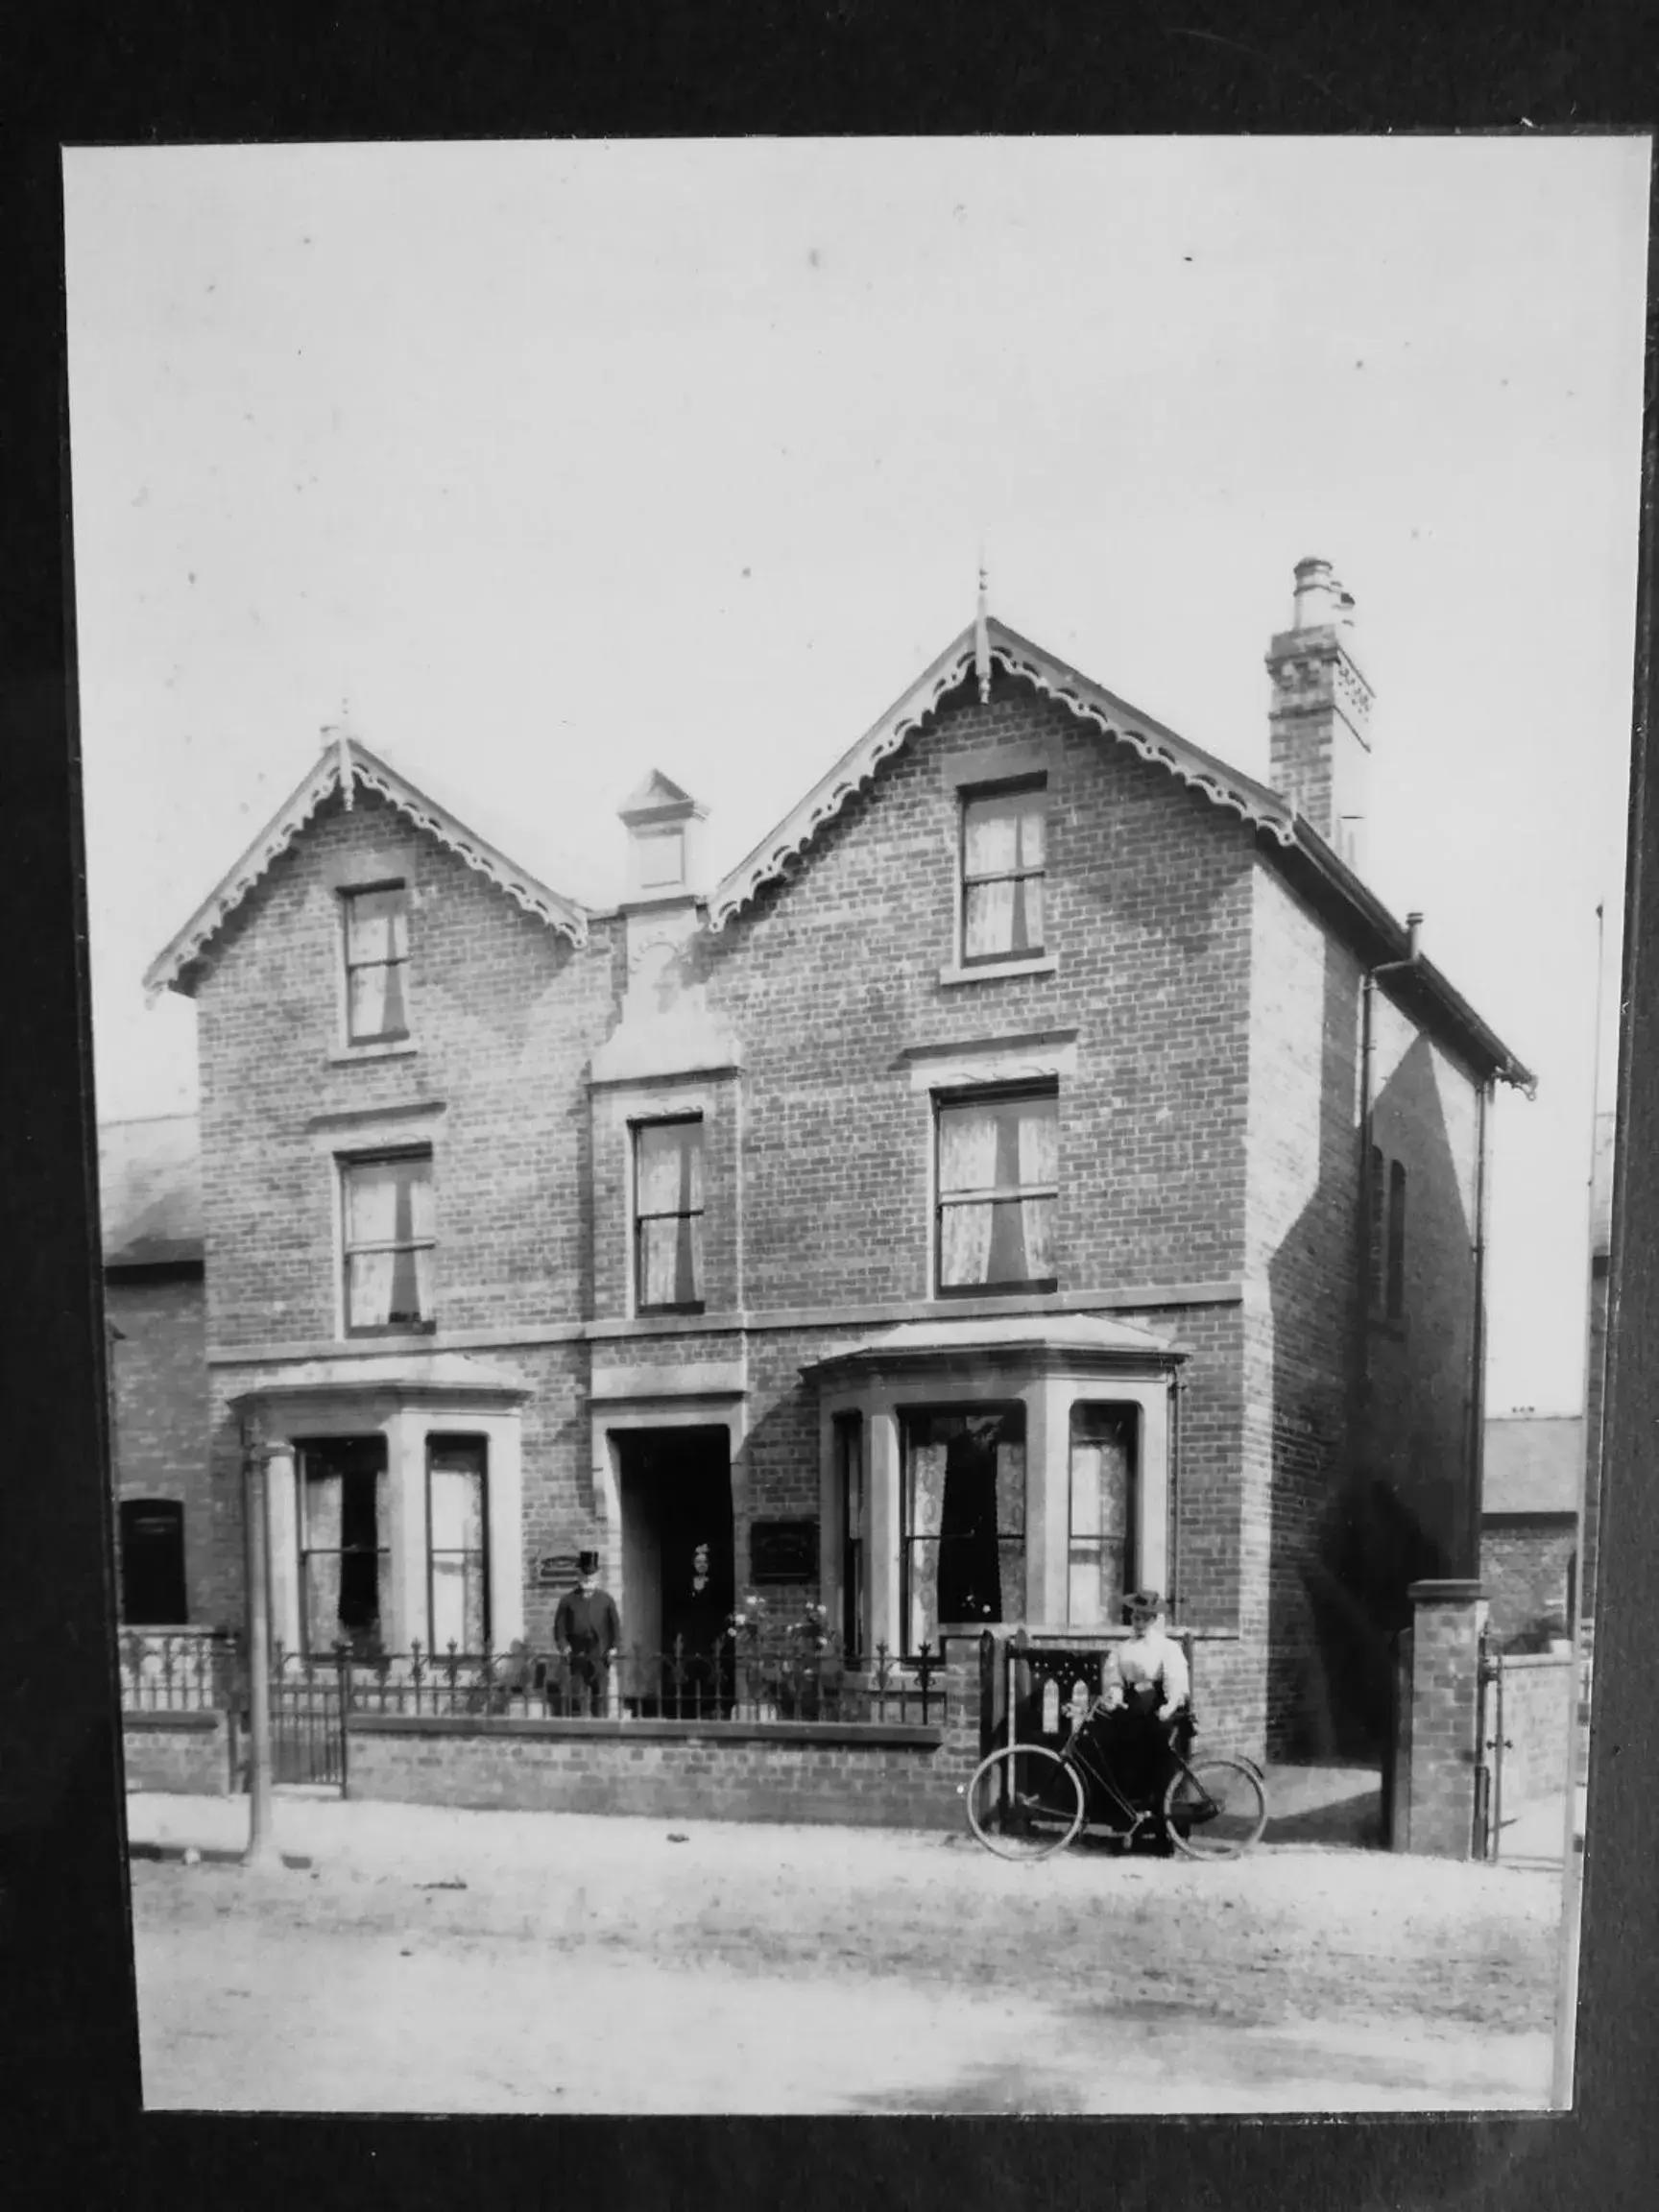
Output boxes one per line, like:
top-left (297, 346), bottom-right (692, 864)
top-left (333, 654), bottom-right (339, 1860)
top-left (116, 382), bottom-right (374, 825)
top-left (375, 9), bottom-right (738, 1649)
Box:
top-left (1264, 556), bottom-right (1374, 874)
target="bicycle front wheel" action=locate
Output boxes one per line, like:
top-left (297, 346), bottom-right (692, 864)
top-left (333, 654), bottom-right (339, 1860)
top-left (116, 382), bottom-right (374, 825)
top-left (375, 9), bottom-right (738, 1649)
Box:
top-left (1163, 1755), bottom-right (1269, 1859)
top-left (966, 1743), bottom-right (1086, 1862)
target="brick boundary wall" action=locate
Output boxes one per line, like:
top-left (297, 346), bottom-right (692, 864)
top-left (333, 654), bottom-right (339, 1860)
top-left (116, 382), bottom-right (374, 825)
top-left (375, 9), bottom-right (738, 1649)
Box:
top-left (347, 1643), bottom-right (985, 1829)
top-left (1395, 1578), bottom-right (1484, 1859)
top-left (121, 1711), bottom-right (232, 1795)
top-left (1497, 1651), bottom-right (1574, 1815)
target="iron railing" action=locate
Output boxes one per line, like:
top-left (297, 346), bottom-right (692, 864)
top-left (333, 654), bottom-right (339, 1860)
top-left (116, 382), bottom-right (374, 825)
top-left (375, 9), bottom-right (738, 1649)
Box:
top-left (118, 1627), bottom-right (238, 1713)
top-left (325, 1635), bottom-right (947, 1726)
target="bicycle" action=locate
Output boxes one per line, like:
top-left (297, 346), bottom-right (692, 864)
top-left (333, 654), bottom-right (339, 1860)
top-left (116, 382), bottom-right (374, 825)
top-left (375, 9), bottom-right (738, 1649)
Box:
top-left (965, 1698), bottom-right (1269, 1863)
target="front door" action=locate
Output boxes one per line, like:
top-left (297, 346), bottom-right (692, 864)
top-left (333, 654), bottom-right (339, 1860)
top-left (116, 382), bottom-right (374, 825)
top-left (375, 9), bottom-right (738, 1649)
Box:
top-left (616, 1427), bottom-right (734, 1698)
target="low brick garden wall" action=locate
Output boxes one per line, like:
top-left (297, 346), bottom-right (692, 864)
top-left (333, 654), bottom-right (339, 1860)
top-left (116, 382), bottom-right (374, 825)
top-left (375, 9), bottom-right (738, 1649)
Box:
top-left (347, 1642), bottom-right (986, 1828)
top-left (1498, 1651), bottom-right (1574, 1814)
top-left (122, 1711), bottom-right (233, 1795)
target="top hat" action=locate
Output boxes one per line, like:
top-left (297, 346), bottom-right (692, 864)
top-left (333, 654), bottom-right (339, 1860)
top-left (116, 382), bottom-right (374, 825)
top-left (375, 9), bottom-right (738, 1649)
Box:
top-left (577, 1549), bottom-right (601, 1575)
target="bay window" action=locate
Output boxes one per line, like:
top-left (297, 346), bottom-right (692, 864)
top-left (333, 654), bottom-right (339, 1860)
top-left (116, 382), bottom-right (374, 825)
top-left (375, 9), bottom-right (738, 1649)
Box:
top-left (901, 1404), bottom-right (1026, 1652)
top-left (299, 1435), bottom-right (389, 1656)
top-left (1067, 1404), bottom-right (1137, 1626)
top-left (427, 1435), bottom-right (489, 1653)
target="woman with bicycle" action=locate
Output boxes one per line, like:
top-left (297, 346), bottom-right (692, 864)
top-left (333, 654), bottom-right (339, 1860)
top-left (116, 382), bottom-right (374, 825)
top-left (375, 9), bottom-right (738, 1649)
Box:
top-left (1087, 1588), bottom-right (1192, 1808)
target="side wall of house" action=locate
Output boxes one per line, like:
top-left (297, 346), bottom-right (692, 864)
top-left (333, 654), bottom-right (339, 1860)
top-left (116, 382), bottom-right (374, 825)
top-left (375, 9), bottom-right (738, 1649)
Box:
top-left (1242, 865), bottom-right (1362, 1758)
top-left (1366, 998), bottom-right (1484, 1584)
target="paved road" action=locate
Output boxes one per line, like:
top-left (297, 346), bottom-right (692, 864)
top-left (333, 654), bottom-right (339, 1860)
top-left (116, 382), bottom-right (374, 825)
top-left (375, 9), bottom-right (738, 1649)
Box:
top-left (126, 1791), bottom-right (1565, 2115)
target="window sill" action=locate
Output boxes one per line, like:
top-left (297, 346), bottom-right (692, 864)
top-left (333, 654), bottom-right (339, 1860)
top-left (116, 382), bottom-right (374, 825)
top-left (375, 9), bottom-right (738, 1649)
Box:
top-left (937, 955), bottom-right (1058, 988)
top-left (327, 1042), bottom-right (420, 1066)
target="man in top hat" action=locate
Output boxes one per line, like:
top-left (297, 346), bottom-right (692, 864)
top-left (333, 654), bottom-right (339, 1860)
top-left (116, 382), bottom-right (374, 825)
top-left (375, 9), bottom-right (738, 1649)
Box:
top-left (1091, 1589), bottom-right (1191, 1815)
top-left (553, 1551), bottom-right (620, 1717)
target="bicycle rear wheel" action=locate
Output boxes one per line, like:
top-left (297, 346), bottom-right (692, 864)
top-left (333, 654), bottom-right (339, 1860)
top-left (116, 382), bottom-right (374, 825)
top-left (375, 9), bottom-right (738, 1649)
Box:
top-left (966, 1743), bottom-right (1086, 1862)
top-left (1163, 1755), bottom-right (1269, 1859)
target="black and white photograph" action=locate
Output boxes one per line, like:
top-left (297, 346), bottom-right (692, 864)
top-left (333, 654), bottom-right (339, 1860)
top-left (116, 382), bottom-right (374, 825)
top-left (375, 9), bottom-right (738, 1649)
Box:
top-left (60, 133), bottom-right (1647, 2118)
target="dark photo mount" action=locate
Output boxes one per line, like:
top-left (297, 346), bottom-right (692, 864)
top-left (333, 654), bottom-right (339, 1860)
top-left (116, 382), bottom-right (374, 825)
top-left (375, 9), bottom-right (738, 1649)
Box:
top-left (4, 19), bottom-right (1659, 2212)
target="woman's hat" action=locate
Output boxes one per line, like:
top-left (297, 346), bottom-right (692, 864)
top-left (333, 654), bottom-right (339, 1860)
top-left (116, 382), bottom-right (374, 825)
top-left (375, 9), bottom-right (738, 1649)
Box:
top-left (577, 1549), bottom-right (601, 1575)
top-left (1125, 1588), bottom-right (1164, 1617)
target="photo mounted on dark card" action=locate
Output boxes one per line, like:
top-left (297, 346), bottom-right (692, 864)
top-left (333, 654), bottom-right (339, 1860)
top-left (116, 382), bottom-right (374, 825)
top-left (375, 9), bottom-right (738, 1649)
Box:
top-left (56, 132), bottom-right (1648, 2121)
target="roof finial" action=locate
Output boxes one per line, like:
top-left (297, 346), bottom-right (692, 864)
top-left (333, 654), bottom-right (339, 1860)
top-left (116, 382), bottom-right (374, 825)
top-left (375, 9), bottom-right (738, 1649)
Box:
top-left (335, 709), bottom-right (354, 810)
top-left (974, 551), bottom-right (991, 703)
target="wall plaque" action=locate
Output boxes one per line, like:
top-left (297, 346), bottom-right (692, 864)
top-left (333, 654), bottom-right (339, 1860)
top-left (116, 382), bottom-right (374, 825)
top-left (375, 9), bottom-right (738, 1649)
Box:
top-left (749, 1518), bottom-right (818, 1585)
top-left (535, 1552), bottom-right (581, 1588)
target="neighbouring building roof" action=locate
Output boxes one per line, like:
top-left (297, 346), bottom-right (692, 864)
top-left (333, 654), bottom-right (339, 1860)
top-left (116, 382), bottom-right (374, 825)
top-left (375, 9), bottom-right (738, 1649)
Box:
top-left (99, 1114), bottom-right (203, 1268)
top-left (1483, 1413), bottom-right (1584, 1518)
top-left (144, 734), bottom-right (594, 999)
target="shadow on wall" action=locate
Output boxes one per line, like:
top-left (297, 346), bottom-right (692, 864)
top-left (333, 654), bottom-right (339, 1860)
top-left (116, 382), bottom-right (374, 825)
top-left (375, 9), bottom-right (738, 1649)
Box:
top-left (1264, 934), bottom-right (1476, 1764)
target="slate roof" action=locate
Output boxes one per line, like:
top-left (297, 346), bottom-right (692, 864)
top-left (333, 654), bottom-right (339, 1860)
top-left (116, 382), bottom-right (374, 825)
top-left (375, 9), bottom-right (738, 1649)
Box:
top-left (99, 1114), bottom-right (203, 1268)
top-left (1483, 1413), bottom-right (1584, 1517)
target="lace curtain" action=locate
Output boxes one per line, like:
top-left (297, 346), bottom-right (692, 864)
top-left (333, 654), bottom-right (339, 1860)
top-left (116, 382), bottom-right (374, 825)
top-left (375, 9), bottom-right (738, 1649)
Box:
top-left (939, 1096), bottom-right (1057, 1286)
top-left (429, 1461), bottom-right (486, 1653)
top-left (637, 1122), bottom-right (704, 1307)
top-left (963, 791), bottom-right (1046, 959)
top-left (1068, 1409), bottom-right (1135, 1625)
top-left (345, 1157), bottom-right (433, 1328)
top-left (346, 887), bottom-right (409, 1040)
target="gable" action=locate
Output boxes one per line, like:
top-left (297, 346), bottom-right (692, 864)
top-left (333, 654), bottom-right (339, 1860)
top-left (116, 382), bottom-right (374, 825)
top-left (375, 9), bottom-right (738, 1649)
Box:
top-left (145, 735), bottom-right (590, 999)
top-left (709, 617), bottom-right (1296, 933)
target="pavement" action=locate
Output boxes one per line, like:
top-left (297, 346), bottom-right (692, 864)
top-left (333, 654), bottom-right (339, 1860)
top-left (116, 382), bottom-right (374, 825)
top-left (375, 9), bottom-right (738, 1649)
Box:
top-left (1496, 1785), bottom-right (1586, 1869)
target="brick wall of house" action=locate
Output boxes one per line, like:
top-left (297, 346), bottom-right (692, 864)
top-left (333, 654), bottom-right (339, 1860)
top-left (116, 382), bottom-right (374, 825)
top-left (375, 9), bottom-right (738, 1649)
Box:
top-left (1242, 866), bottom-right (1362, 1757)
top-left (1366, 997), bottom-right (1484, 1580)
top-left (108, 1268), bottom-right (211, 1621)
top-left (175, 669), bottom-right (1496, 1788)
top-left (1481, 1521), bottom-right (1576, 1646)
top-left (699, 672), bottom-right (1258, 1308)
top-left (193, 786), bottom-right (619, 1353)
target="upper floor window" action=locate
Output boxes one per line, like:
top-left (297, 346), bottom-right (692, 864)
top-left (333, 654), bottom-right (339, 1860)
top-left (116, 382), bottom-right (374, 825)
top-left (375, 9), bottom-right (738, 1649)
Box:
top-left (936, 1086), bottom-right (1058, 1294)
top-left (342, 1149), bottom-right (435, 1334)
top-left (343, 882), bottom-right (411, 1046)
top-left (961, 779), bottom-right (1046, 966)
top-left (635, 1117), bottom-right (705, 1312)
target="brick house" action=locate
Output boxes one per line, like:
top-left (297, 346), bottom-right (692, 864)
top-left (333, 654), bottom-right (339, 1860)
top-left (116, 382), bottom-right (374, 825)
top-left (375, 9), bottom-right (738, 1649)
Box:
top-left (142, 559), bottom-right (1531, 1765)
top-left (99, 1114), bottom-right (209, 1624)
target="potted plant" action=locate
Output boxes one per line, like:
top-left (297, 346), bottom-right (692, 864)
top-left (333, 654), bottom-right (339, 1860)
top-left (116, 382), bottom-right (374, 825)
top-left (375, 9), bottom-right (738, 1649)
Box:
top-left (779, 1602), bottom-right (844, 1719)
top-left (727, 1592), bottom-right (778, 1719)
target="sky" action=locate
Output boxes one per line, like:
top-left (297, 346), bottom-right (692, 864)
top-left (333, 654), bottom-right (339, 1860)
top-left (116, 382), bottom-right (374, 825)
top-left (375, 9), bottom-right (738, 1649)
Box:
top-left (62, 137), bottom-right (1648, 1416)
